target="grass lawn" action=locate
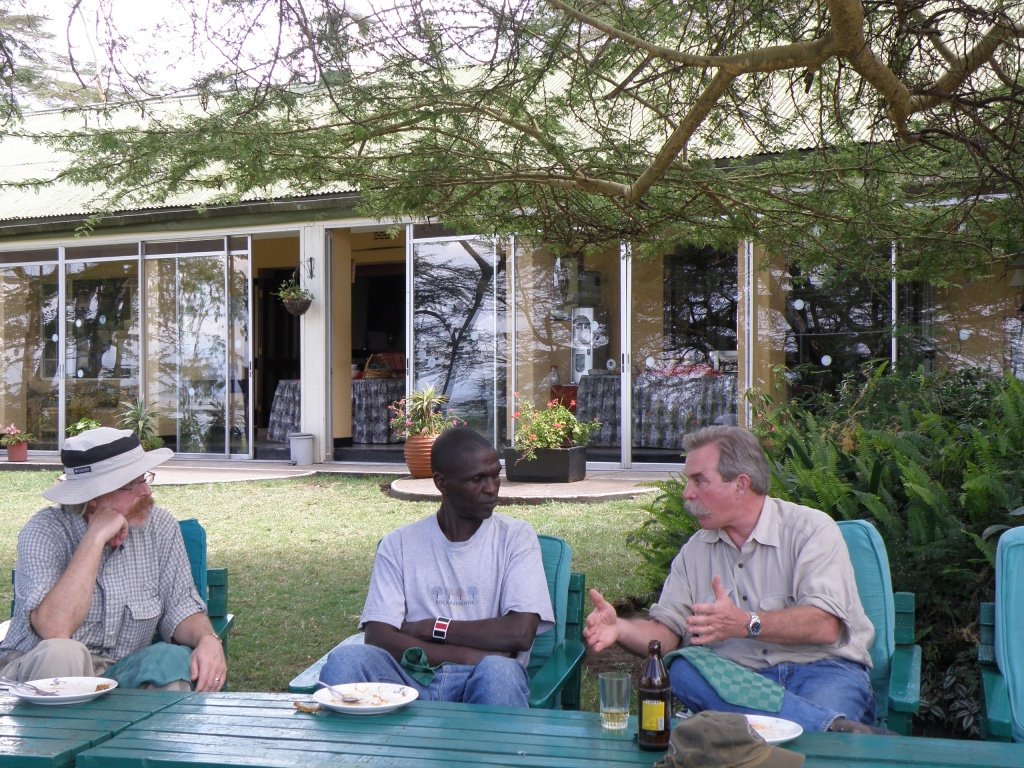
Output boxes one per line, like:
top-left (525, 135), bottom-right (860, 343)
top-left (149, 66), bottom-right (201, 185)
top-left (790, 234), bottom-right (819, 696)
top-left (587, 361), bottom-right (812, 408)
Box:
top-left (0, 470), bottom-right (656, 708)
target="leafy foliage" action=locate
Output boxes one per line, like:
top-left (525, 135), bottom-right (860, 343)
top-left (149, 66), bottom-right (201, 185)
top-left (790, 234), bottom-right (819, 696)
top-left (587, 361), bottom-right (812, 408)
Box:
top-left (509, 395), bottom-right (601, 463)
top-left (117, 397), bottom-right (165, 451)
top-left (388, 386), bottom-right (462, 438)
top-left (627, 477), bottom-right (700, 601)
top-left (0, 422), bottom-right (32, 446)
top-left (6, 1), bottom-right (1018, 283)
top-left (66, 417), bottom-right (101, 436)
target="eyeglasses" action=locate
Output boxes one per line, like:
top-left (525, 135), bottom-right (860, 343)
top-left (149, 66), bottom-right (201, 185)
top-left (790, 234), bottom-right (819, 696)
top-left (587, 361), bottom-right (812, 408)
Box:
top-left (119, 471), bottom-right (155, 491)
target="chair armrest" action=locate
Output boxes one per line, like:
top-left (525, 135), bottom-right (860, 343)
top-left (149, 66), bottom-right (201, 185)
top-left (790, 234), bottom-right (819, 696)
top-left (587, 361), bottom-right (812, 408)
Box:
top-left (979, 663), bottom-right (1013, 741)
top-left (977, 601), bottom-right (1013, 741)
top-left (287, 634), bottom-right (361, 694)
top-left (527, 639), bottom-right (586, 709)
top-left (288, 651), bottom-right (331, 694)
top-left (888, 643), bottom-right (922, 714)
top-left (210, 614), bottom-right (234, 644)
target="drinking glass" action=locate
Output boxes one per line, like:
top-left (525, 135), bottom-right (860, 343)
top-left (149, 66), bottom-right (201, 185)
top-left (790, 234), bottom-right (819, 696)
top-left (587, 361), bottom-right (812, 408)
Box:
top-left (599, 671), bottom-right (631, 729)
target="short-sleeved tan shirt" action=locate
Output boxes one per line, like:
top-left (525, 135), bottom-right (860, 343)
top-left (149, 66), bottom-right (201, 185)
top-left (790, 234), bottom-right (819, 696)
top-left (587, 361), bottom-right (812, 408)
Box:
top-left (649, 497), bottom-right (874, 669)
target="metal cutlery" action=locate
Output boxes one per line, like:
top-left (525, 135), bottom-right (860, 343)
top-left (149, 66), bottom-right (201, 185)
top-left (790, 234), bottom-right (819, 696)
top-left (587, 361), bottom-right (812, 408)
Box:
top-left (318, 681), bottom-right (363, 704)
top-left (0, 676), bottom-right (59, 696)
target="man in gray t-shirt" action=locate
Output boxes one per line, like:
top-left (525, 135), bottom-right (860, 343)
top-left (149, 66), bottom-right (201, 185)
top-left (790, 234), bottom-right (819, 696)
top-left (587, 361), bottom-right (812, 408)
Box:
top-left (320, 428), bottom-right (554, 706)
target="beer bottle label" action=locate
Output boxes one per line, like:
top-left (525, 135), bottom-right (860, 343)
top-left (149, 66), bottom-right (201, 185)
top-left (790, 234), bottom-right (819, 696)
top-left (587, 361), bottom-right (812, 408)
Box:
top-left (640, 698), bottom-right (666, 731)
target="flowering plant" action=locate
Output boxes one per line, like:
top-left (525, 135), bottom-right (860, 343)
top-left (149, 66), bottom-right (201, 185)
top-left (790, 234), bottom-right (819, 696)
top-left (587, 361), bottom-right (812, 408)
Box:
top-left (1, 423), bottom-right (34, 447)
top-left (510, 395), bottom-right (601, 462)
top-left (274, 276), bottom-right (313, 302)
top-left (389, 386), bottom-right (463, 438)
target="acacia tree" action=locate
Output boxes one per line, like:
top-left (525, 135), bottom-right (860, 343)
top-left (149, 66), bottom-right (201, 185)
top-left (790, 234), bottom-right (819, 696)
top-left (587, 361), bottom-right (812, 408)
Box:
top-left (16, 0), bottom-right (1024, 278)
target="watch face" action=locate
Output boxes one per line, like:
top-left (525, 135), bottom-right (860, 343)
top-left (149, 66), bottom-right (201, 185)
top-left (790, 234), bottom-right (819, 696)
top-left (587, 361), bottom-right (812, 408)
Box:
top-left (749, 615), bottom-right (762, 637)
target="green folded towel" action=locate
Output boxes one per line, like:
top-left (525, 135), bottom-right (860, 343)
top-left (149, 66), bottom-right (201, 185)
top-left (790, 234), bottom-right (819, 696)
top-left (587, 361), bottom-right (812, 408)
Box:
top-left (664, 646), bottom-right (783, 713)
top-left (104, 642), bottom-right (192, 689)
top-left (400, 647), bottom-right (438, 685)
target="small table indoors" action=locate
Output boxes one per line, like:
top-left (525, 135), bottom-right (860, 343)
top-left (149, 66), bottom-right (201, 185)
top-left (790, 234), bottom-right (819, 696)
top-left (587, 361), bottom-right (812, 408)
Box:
top-left (351, 378), bottom-right (405, 444)
top-left (75, 692), bottom-right (1023, 768)
top-left (0, 688), bottom-right (193, 768)
top-left (266, 379), bottom-right (301, 443)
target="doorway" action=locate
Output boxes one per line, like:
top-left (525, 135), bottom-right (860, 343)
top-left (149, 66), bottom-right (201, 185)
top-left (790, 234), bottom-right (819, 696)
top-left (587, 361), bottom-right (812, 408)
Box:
top-left (254, 268), bottom-right (302, 458)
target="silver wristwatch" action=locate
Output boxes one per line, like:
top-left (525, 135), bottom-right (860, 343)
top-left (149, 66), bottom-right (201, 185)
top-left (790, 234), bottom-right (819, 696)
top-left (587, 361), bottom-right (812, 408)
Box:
top-left (747, 612), bottom-right (762, 638)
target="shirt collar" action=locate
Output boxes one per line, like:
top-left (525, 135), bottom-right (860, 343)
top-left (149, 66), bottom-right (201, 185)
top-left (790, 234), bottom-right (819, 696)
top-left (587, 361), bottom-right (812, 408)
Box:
top-left (747, 496), bottom-right (780, 548)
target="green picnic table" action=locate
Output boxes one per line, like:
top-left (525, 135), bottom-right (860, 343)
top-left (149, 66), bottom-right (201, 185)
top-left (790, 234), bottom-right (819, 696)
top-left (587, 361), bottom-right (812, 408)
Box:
top-left (0, 688), bottom-right (194, 768)
top-left (75, 691), bottom-right (1023, 768)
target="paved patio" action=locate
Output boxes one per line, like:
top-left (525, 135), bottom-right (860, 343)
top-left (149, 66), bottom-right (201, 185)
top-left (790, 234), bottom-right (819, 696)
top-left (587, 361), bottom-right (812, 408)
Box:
top-left (2, 455), bottom-right (674, 503)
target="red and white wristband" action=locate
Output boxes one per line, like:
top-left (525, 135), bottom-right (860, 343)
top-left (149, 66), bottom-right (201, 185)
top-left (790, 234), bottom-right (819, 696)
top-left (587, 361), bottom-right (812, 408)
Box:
top-left (432, 616), bottom-right (452, 643)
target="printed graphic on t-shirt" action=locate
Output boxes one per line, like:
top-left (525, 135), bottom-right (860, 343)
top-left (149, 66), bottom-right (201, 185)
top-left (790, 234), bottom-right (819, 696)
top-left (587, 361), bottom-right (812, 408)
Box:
top-left (432, 585), bottom-right (479, 608)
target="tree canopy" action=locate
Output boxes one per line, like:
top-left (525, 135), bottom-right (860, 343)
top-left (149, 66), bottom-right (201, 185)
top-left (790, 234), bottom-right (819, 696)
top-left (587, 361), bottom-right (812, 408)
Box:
top-left (8, 1), bottom-right (1024, 279)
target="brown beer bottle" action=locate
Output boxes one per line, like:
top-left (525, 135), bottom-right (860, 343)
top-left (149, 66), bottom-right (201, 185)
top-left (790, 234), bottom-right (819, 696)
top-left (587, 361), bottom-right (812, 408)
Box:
top-left (637, 639), bottom-right (672, 750)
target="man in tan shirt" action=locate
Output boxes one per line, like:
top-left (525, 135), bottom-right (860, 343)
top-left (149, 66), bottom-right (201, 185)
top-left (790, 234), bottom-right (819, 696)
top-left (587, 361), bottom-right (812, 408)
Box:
top-left (585, 425), bottom-right (887, 734)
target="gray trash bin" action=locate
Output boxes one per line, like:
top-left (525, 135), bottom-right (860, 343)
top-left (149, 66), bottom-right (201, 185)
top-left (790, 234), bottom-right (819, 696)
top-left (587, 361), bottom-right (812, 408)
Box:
top-left (288, 433), bottom-right (314, 466)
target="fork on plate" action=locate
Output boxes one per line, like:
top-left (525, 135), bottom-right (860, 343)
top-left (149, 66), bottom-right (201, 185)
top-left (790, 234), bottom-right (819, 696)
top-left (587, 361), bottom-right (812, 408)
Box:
top-left (0, 675), bottom-right (59, 696)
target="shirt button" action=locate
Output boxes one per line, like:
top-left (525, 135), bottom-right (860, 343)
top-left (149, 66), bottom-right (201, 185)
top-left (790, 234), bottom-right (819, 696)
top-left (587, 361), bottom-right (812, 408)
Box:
top-left (762, 649), bottom-right (768, 655)
top-left (738, 563), bottom-right (744, 568)
top-left (742, 595), bottom-right (748, 602)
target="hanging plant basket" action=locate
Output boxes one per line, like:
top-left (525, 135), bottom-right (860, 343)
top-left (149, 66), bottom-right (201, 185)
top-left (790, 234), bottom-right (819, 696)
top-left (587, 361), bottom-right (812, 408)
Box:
top-left (282, 296), bottom-right (312, 316)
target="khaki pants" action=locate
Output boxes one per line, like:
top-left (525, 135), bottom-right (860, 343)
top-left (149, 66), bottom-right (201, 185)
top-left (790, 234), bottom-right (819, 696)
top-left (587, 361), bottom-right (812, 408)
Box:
top-left (1, 638), bottom-right (191, 691)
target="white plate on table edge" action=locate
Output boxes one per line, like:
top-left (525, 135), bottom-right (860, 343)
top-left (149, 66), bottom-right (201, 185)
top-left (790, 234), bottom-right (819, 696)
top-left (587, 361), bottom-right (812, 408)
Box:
top-left (313, 683), bottom-right (418, 715)
top-left (745, 714), bottom-right (803, 744)
top-left (6, 676), bottom-right (117, 706)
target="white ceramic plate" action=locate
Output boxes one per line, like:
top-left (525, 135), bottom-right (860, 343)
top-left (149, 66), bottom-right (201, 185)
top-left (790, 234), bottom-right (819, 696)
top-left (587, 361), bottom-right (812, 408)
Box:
top-left (312, 683), bottom-right (418, 715)
top-left (745, 714), bottom-right (803, 744)
top-left (7, 676), bottom-right (118, 706)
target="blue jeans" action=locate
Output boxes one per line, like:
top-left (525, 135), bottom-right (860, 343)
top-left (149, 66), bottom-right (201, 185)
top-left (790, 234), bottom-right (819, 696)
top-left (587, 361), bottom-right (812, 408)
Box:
top-left (669, 656), bottom-right (876, 732)
top-left (319, 643), bottom-right (531, 707)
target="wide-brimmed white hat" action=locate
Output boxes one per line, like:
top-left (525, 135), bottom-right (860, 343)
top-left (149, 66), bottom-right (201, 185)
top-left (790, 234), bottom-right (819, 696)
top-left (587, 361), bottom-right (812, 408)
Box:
top-left (43, 427), bottom-right (172, 505)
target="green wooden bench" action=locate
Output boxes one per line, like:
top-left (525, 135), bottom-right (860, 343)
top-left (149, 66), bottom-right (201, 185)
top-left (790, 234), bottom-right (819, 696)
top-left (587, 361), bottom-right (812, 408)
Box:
top-left (978, 525), bottom-right (1024, 742)
top-left (2, 518), bottom-right (233, 654)
top-left (837, 519), bottom-right (921, 734)
top-left (288, 533), bottom-right (587, 709)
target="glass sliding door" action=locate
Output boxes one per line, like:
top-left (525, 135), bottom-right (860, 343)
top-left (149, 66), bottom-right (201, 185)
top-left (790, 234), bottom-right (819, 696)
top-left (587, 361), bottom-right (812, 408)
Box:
top-left (629, 244), bottom-right (739, 462)
top-left (144, 239), bottom-right (251, 456)
top-left (409, 226), bottom-right (506, 443)
top-left (64, 245), bottom-right (141, 436)
top-left (509, 240), bottom-right (621, 461)
top-left (1, 249), bottom-right (60, 450)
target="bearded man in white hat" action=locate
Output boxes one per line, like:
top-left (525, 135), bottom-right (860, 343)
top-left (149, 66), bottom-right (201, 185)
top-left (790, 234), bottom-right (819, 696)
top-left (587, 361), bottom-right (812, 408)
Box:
top-left (0, 427), bottom-right (227, 691)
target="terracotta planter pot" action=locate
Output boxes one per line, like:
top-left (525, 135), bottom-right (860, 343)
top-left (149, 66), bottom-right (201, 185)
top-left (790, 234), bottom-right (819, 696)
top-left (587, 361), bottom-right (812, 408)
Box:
top-left (6, 442), bottom-right (28, 462)
top-left (403, 434), bottom-right (437, 478)
top-left (504, 446), bottom-right (586, 483)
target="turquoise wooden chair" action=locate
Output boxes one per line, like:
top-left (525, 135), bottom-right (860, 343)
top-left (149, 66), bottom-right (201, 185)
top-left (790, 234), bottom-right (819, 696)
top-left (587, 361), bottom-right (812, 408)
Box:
top-left (288, 534), bottom-right (587, 710)
top-left (977, 525), bottom-right (1024, 742)
top-left (837, 519), bottom-right (921, 734)
top-left (4, 518), bottom-right (233, 651)
top-left (177, 518), bottom-right (234, 649)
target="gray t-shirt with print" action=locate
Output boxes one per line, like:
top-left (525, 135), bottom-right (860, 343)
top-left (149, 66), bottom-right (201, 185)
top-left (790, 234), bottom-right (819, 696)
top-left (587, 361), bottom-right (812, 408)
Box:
top-left (360, 513), bottom-right (555, 668)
